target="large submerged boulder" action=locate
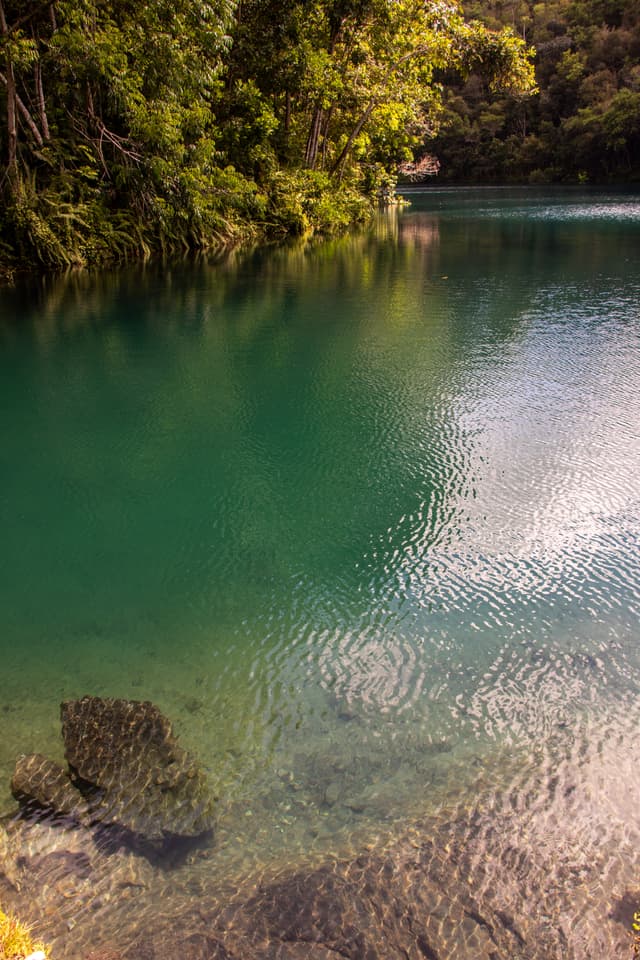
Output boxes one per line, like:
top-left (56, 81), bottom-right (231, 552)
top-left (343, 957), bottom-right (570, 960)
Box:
top-left (11, 697), bottom-right (215, 843)
top-left (61, 696), bottom-right (215, 840)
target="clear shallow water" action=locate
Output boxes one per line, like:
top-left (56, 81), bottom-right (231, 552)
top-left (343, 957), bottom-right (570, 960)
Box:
top-left (1, 187), bottom-right (640, 956)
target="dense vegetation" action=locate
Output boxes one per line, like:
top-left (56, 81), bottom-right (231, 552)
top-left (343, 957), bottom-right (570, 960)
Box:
top-left (427, 0), bottom-right (640, 181)
top-left (0, 0), bottom-right (533, 275)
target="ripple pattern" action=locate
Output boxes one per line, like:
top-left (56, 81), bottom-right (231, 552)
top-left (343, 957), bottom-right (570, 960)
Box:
top-left (0, 188), bottom-right (639, 956)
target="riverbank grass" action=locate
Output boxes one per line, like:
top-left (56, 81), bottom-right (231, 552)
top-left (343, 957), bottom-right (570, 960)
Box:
top-left (0, 905), bottom-right (49, 960)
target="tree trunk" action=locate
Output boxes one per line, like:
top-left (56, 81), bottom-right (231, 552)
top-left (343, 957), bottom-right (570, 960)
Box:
top-left (0, 0), bottom-right (18, 178)
top-left (305, 105), bottom-right (324, 168)
top-left (35, 59), bottom-right (50, 141)
top-left (330, 100), bottom-right (375, 180)
top-left (0, 71), bottom-right (44, 147)
top-left (319, 104), bottom-right (334, 168)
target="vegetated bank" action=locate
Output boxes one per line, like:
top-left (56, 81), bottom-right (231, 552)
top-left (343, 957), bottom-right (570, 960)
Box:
top-left (0, 0), bottom-right (534, 282)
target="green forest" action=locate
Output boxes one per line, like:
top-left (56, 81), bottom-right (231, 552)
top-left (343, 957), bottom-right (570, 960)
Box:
top-left (428, 0), bottom-right (640, 182)
top-left (0, 0), bottom-right (637, 276)
top-left (0, 0), bottom-right (533, 274)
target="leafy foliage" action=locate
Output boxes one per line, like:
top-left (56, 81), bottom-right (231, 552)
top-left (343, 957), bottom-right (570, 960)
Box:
top-left (426, 0), bottom-right (640, 181)
top-left (226, 0), bottom-right (534, 183)
top-left (0, 0), bottom-right (534, 272)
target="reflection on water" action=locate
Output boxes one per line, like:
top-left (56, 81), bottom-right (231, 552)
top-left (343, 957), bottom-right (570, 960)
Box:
top-left (0, 188), bottom-right (639, 957)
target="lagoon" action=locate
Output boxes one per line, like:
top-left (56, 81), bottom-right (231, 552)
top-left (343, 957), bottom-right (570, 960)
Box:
top-left (0, 187), bottom-right (639, 958)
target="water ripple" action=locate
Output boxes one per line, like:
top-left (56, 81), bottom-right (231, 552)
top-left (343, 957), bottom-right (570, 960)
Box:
top-left (1, 189), bottom-right (640, 956)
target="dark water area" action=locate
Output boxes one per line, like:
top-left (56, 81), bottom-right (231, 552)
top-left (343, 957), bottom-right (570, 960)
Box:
top-left (0, 187), bottom-right (639, 958)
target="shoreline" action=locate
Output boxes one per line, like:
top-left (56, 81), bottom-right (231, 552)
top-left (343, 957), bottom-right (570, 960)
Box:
top-left (1, 733), bottom-right (637, 959)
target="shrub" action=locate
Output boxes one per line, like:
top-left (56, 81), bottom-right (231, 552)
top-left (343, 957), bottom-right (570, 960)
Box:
top-left (0, 905), bottom-right (49, 960)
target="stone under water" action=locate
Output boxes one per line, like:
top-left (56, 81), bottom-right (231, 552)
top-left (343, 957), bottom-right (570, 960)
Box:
top-left (10, 698), bottom-right (215, 842)
top-left (11, 753), bottom-right (91, 825)
top-left (1, 792), bottom-right (632, 960)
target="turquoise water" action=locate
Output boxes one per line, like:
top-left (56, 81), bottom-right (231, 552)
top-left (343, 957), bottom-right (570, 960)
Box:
top-left (1, 188), bottom-right (640, 953)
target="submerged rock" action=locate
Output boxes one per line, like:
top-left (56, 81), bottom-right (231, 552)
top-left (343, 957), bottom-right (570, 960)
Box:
top-left (11, 754), bottom-right (91, 825)
top-left (61, 697), bottom-right (215, 841)
top-left (10, 698), bottom-right (215, 843)
top-left (0, 822), bottom-right (21, 891)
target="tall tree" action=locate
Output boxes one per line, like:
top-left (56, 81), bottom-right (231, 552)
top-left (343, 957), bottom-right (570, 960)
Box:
top-left (1, 0), bottom-right (535, 272)
top-left (225, 0), bottom-right (535, 187)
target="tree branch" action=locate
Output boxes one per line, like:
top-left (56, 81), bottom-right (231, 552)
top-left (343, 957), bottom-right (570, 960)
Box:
top-left (330, 99), bottom-right (375, 178)
top-left (34, 43), bottom-right (50, 141)
top-left (0, 69), bottom-right (44, 146)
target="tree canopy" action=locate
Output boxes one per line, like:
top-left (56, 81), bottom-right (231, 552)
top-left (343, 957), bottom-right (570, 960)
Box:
top-left (425, 0), bottom-right (640, 182)
top-left (0, 0), bottom-right (534, 273)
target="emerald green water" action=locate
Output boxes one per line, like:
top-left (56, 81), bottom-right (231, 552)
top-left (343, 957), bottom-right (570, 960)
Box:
top-left (1, 188), bottom-right (640, 951)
